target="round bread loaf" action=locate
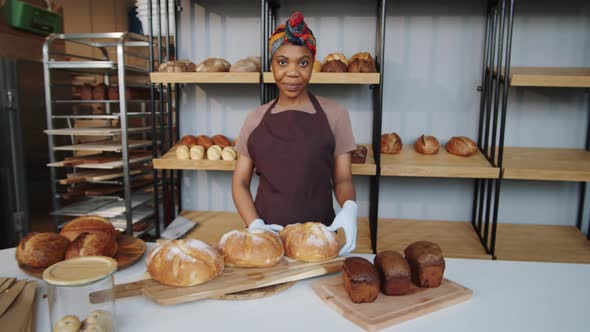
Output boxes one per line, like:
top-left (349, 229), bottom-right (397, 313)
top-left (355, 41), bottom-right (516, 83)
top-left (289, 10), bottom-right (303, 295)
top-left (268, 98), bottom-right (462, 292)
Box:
top-left (381, 133), bottom-right (403, 154)
top-left (176, 145), bottom-right (190, 160)
top-left (348, 52), bottom-right (377, 73)
top-left (279, 222), bottom-right (340, 262)
top-left (218, 228), bottom-right (284, 267)
top-left (196, 58), bottom-right (231, 72)
top-left (157, 60), bottom-right (196, 73)
top-left (230, 56), bottom-right (261, 72)
top-left (312, 60), bottom-right (322, 72)
top-left (59, 215), bottom-right (117, 242)
top-left (321, 53), bottom-right (348, 72)
top-left (65, 232), bottom-right (118, 259)
top-left (53, 315), bottom-right (81, 332)
top-left (16, 232), bottom-right (70, 268)
top-left (196, 135), bottom-right (213, 150)
top-left (446, 136), bottom-right (478, 157)
top-left (414, 135), bottom-right (440, 155)
top-left (212, 135), bottom-right (232, 148)
top-left (146, 239), bottom-right (224, 287)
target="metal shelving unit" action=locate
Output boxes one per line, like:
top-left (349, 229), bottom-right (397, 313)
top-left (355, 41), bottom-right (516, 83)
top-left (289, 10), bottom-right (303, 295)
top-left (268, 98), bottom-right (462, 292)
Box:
top-left (43, 32), bottom-right (162, 236)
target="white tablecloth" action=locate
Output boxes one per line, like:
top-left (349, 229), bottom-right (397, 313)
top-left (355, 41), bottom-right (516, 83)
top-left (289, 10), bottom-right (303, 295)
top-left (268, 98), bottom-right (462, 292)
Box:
top-left (2, 243), bottom-right (589, 332)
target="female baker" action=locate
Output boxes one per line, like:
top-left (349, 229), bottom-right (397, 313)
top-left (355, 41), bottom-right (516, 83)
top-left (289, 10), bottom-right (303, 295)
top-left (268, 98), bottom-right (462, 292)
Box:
top-left (232, 12), bottom-right (357, 255)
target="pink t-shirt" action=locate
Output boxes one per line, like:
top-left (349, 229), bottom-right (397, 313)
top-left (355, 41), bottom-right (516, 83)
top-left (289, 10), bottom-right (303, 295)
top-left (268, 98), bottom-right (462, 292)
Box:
top-left (235, 96), bottom-right (357, 159)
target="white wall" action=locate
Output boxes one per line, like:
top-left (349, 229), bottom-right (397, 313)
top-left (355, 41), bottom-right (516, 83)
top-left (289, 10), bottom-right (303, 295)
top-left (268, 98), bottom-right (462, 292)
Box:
top-left (178, 0), bottom-right (590, 231)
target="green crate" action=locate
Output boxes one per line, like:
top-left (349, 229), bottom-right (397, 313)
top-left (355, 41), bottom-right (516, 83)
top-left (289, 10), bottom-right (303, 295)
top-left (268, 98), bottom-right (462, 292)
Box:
top-left (2, 0), bottom-right (62, 35)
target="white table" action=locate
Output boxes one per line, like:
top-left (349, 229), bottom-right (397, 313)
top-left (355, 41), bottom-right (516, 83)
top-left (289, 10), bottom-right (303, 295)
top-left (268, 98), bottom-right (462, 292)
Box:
top-left (2, 244), bottom-right (589, 332)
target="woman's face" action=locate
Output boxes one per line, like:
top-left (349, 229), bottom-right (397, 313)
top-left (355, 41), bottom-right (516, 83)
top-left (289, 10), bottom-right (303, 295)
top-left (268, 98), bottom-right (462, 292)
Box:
top-left (271, 42), bottom-right (313, 99)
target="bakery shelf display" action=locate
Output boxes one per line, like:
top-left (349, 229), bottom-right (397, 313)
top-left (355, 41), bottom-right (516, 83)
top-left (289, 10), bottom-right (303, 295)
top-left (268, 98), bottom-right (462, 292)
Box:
top-left (507, 67), bottom-right (590, 88)
top-left (380, 145), bottom-right (500, 179)
top-left (150, 72), bottom-right (260, 84)
top-left (52, 140), bottom-right (152, 152)
top-left (153, 144), bottom-right (377, 176)
top-left (377, 219), bottom-right (492, 260)
top-left (44, 127), bottom-right (151, 136)
top-left (502, 147), bottom-right (590, 182)
top-left (263, 72), bottom-right (380, 85)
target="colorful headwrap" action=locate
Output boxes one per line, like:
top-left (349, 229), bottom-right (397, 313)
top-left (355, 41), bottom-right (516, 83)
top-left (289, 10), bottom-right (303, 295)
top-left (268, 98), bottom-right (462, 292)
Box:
top-left (269, 12), bottom-right (317, 59)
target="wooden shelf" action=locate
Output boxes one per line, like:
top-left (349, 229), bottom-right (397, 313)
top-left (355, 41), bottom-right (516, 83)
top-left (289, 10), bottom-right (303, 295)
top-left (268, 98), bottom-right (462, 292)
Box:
top-left (153, 144), bottom-right (377, 175)
top-left (150, 72), bottom-right (259, 84)
top-left (495, 223), bottom-right (590, 263)
top-left (263, 72), bottom-right (380, 84)
top-left (377, 219), bottom-right (492, 260)
top-left (380, 145), bottom-right (499, 179)
top-left (53, 140), bottom-right (152, 152)
top-left (502, 147), bottom-right (590, 182)
top-left (44, 127), bottom-right (151, 136)
top-left (507, 67), bottom-right (590, 88)
top-left (180, 210), bottom-right (371, 253)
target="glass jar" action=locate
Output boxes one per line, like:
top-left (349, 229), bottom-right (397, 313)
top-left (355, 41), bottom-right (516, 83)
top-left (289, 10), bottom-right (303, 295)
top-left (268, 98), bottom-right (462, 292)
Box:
top-left (43, 256), bottom-right (117, 332)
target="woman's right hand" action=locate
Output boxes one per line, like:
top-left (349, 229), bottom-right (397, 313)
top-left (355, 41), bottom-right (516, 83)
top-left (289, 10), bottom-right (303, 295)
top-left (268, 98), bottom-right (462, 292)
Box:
top-left (248, 219), bottom-right (284, 234)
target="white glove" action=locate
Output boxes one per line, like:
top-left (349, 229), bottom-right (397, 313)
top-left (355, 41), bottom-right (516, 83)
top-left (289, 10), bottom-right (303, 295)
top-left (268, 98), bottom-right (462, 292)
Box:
top-left (328, 200), bottom-right (358, 255)
top-left (248, 218), bottom-right (284, 234)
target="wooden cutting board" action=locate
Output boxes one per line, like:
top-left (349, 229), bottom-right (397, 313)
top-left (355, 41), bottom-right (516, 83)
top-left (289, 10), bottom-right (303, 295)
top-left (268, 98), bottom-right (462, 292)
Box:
top-left (313, 275), bottom-right (472, 332)
top-left (90, 257), bottom-right (344, 305)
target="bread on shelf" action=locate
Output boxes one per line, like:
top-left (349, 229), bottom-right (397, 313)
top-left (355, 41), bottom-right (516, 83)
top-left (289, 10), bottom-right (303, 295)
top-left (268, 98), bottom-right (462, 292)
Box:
top-left (180, 135), bottom-right (197, 146)
top-left (221, 146), bottom-right (237, 161)
top-left (321, 53), bottom-right (348, 72)
top-left (212, 134), bottom-right (232, 148)
top-left (279, 222), bottom-right (339, 262)
top-left (404, 241), bottom-right (445, 288)
top-left (190, 145), bottom-right (205, 160)
top-left (351, 145), bottom-right (368, 164)
top-left (196, 58), bottom-right (231, 72)
top-left (16, 232), bottom-right (70, 268)
top-left (230, 56), bottom-right (261, 72)
top-left (342, 257), bottom-right (380, 303)
top-left (218, 228), bottom-right (284, 267)
top-left (145, 239), bottom-right (224, 287)
top-left (374, 250), bottom-right (412, 296)
top-left (446, 136), bottom-right (478, 157)
top-left (381, 133), bottom-right (402, 154)
top-left (207, 145), bottom-right (222, 161)
top-left (312, 60), bottom-right (322, 72)
top-left (196, 135), bottom-right (213, 150)
top-left (348, 52), bottom-right (377, 73)
top-left (176, 145), bottom-right (190, 160)
top-left (157, 60), bottom-right (196, 73)
top-left (414, 135), bottom-right (440, 155)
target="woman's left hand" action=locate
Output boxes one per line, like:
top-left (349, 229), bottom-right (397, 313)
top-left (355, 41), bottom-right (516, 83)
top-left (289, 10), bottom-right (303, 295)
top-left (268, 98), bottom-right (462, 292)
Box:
top-left (328, 200), bottom-right (358, 255)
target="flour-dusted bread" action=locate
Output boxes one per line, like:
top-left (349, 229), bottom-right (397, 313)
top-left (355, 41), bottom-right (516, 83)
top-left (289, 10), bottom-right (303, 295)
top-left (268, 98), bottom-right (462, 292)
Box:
top-left (196, 58), bottom-right (231, 72)
top-left (218, 228), bottom-right (284, 267)
top-left (146, 239), bottom-right (224, 287)
top-left (16, 232), bottom-right (70, 268)
top-left (279, 222), bottom-right (340, 262)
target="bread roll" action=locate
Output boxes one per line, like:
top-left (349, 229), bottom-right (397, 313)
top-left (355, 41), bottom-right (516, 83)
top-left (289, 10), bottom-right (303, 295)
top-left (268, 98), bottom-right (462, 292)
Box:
top-left (279, 222), bottom-right (339, 262)
top-left (92, 83), bottom-right (107, 100)
top-left (59, 215), bottom-right (118, 242)
top-left (176, 145), bottom-right (190, 160)
top-left (212, 135), bottom-right (232, 148)
top-left (16, 232), bottom-right (69, 269)
top-left (207, 145), bottom-right (222, 160)
top-left (374, 250), bottom-right (412, 296)
top-left (196, 135), bottom-right (213, 150)
top-left (190, 145), bottom-right (205, 160)
top-left (342, 257), bottom-right (380, 303)
top-left (312, 60), bottom-right (322, 72)
top-left (196, 58), bottom-right (231, 72)
top-left (230, 56), bottom-right (261, 72)
top-left (80, 84), bottom-right (93, 100)
top-left (321, 53), bottom-right (348, 72)
top-left (446, 136), bottom-right (478, 157)
top-left (218, 228), bottom-right (284, 267)
top-left (381, 133), bottom-right (403, 154)
top-left (414, 135), bottom-right (440, 155)
top-left (404, 241), bottom-right (445, 288)
top-left (348, 52), bottom-right (377, 73)
top-left (65, 232), bottom-right (118, 259)
top-left (351, 145), bottom-right (367, 164)
top-left (180, 135), bottom-right (197, 146)
top-left (146, 239), bottom-right (224, 287)
top-left (221, 147), bottom-right (237, 161)
top-left (53, 315), bottom-right (81, 332)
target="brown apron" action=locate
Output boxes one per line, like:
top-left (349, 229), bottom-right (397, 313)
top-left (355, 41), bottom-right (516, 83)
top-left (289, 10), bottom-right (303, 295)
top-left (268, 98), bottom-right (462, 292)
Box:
top-left (247, 92), bottom-right (336, 226)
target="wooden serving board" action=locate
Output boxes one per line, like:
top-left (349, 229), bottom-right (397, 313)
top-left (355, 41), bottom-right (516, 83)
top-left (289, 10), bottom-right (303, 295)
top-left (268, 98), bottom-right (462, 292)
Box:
top-left (213, 281), bottom-right (296, 300)
top-left (313, 275), bottom-right (472, 332)
top-left (90, 257), bottom-right (343, 305)
top-left (18, 235), bottom-right (146, 278)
